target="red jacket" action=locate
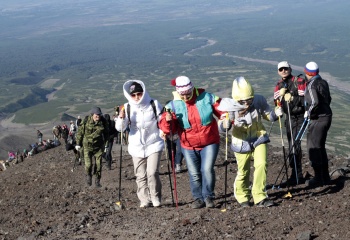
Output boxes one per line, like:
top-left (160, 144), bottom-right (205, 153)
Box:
top-left (159, 88), bottom-right (224, 150)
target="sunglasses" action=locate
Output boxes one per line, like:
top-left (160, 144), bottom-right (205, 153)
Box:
top-left (278, 67), bottom-right (289, 72)
top-left (238, 98), bottom-right (253, 105)
top-left (131, 92), bottom-right (143, 97)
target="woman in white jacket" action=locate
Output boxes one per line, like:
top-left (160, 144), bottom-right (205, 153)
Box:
top-left (115, 80), bottom-right (164, 208)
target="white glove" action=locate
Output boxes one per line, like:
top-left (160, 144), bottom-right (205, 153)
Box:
top-left (304, 111), bottom-right (309, 119)
top-left (75, 145), bottom-right (81, 151)
top-left (104, 146), bottom-right (109, 153)
top-left (222, 118), bottom-right (232, 129)
top-left (284, 93), bottom-right (293, 102)
top-left (279, 88), bottom-right (287, 97)
top-left (275, 107), bottom-right (283, 117)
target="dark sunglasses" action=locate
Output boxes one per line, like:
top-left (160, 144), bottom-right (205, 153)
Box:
top-left (278, 67), bottom-right (289, 72)
top-left (238, 98), bottom-right (253, 105)
top-left (131, 92), bottom-right (143, 97)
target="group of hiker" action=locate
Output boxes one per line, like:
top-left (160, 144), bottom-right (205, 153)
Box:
top-left (2, 119), bottom-right (83, 171)
top-left (6, 60), bottom-right (330, 209)
top-left (2, 130), bottom-right (62, 170)
top-left (104, 60), bottom-right (332, 209)
top-left (2, 60), bottom-right (332, 209)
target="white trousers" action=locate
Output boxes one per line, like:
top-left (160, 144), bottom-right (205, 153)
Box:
top-left (132, 151), bottom-right (162, 205)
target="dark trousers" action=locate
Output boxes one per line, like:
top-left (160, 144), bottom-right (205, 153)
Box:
top-left (285, 115), bottom-right (304, 179)
top-left (307, 116), bottom-right (332, 168)
top-left (105, 140), bottom-right (114, 168)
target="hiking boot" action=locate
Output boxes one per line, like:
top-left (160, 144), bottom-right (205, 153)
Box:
top-left (204, 197), bottom-right (215, 208)
top-left (239, 201), bottom-right (251, 208)
top-left (140, 202), bottom-right (151, 208)
top-left (306, 177), bottom-right (324, 188)
top-left (86, 175), bottom-right (92, 186)
top-left (191, 199), bottom-right (205, 209)
top-left (152, 200), bottom-right (161, 207)
top-left (256, 198), bottom-right (274, 207)
top-left (323, 174), bottom-right (331, 185)
top-left (306, 166), bottom-right (324, 188)
top-left (95, 178), bottom-right (102, 188)
top-left (322, 163), bottom-right (331, 185)
top-left (175, 164), bottom-right (182, 173)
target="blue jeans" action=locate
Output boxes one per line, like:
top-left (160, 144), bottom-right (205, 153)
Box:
top-left (182, 143), bottom-right (219, 201)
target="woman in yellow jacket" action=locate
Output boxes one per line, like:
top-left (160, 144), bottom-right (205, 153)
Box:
top-left (218, 77), bottom-right (282, 207)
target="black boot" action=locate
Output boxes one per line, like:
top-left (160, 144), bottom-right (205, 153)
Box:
top-left (86, 174), bottom-right (92, 186)
top-left (306, 166), bottom-right (323, 188)
top-left (95, 178), bottom-right (102, 188)
top-left (322, 161), bottom-right (331, 185)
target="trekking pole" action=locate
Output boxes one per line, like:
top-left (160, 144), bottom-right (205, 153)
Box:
top-left (268, 121), bottom-right (274, 137)
top-left (294, 118), bottom-right (309, 142)
top-left (115, 109), bottom-right (125, 210)
top-left (164, 137), bottom-right (175, 206)
top-left (280, 119), bottom-right (310, 174)
top-left (299, 119), bottom-right (310, 140)
top-left (221, 113), bottom-right (229, 213)
top-left (274, 101), bottom-right (292, 197)
top-left (167, 109), bottom-right (179, 208)
top-left (286, 101), bottom-right (299, 185)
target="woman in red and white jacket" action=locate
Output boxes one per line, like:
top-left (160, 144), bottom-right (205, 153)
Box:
top-left (159, 76), bottom-right (225, 209)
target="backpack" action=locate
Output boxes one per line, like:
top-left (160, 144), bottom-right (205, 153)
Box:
top-left (126, 99), bottom-right (159, 128)
top-left (81, 115), bottom-right (108, 133)
top-left (278, 74), bottom-right (305, 96)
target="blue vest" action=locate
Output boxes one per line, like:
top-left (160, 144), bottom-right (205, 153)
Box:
top-left (166, 91), bottom-right (215, 129)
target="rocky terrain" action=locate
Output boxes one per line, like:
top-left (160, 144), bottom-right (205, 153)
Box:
top-left (0, 136), bottom-right (350, 240)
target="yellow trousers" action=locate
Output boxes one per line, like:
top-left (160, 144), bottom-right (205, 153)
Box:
top-left (233, 143), bottom-right (268, 204)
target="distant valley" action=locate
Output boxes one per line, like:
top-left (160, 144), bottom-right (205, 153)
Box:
top-left (0, 0), bottom-right (349, 158)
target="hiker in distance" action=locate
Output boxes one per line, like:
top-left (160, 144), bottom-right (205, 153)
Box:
top-left (75, 107), bottom-right (109, 188)
top-left (303, 62), bottom-right (332, 188)
top-left (37, 130), bottom-right (43, 144)
top-left (218, 76), bottom-right (283, 207)
top-left (115, 80), bottom-right (164, 208)
top-left (159, 76), bottom-right (226, 209)
top-left (273, 61), bottom-right (307, 187)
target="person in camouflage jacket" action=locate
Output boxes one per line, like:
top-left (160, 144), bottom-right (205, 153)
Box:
top-left (75, 107), bottom-right (109, 188)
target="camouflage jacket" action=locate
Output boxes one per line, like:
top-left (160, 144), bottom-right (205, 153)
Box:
top-left (76, 115), bottom-right (109, 151)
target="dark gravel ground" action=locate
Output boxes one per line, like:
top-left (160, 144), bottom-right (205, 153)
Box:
top-left (1, 136), bottom-right (350, 240)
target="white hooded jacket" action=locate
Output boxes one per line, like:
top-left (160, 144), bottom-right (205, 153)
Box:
top-left (115, 80), bottom-right (164, 158)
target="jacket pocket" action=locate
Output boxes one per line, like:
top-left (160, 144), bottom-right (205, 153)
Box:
top-left (230, 137), bottom-right (252, 153)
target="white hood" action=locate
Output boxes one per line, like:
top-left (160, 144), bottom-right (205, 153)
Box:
top-left (123, 80), bottom-right (152, 108)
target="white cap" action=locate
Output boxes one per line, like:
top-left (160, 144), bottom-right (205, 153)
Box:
top-left (277, 61), bottom-right (290, 69)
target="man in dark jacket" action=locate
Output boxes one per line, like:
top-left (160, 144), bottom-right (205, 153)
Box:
top-left (303, 62), bottom-right (332, 188)
top-left (273, 61), bottom-right (307, 187)
top-left (75, 107), bottom-right (109, 187)
top-left (103, 113), bottom-right (117, 170)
